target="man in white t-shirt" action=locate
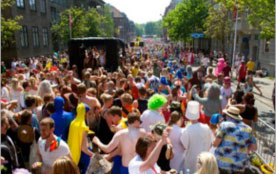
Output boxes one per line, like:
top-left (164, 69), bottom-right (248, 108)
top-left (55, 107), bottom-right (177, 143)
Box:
top-left (180, 101), bottom-right (213, 174)
top-left (32, 118), bottom-right (71, 174)
top-left (140, 94), bottom-right (167, 133)
top-left (93, 112), bottom-right (146, 174)
top-left (146, 71), bottom-right (160, 93)
top-left (201, 57), bottom-right (210, 68)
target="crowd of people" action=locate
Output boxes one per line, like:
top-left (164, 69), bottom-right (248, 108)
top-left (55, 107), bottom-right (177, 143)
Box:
top-left (1, 44), bottom-right (262, 174)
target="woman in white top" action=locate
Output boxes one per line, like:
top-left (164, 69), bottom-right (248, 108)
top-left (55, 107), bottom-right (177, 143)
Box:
top-left (128, 130), bottom-right (169, 174)
top-left (29, 77), bottom-right (38, 95)
top-left (1, 79), bottom-right (11, 102)
top-left (10, 78), bottom-right (23, 112)
top-left (168, 111), bottom-right (185, 172)
top-left (37, 80), bottom-right (55, 99)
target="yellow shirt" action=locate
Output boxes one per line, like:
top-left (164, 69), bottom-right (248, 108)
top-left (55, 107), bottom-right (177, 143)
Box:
top-left (131, 68), bottom-right (139, 77)
top-left (247, 61), bottom-right (255, 71)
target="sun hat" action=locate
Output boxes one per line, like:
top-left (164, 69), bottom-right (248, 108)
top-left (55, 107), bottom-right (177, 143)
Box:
top-left (148, 94), bottom-right (167, 110)
top-left (185, 101), bottom-right (200, 120)
top-left (160, 76), bottom-right (169, 85)
top-left (223, 106), bottom-right (242, 120)
top-left (17, 125), bottom-right (35, 144)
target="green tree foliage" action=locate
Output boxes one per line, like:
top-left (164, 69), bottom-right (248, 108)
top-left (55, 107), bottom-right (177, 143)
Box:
top-left (216, 0), bottom-right (275, 39)
top-left (162, 0), bottom-right (208, 41)
top-left (145, 22), bottom-right (156, 35)
top-left (204, 3), bottom-right (232, 52)
top-left (102, 5), bottom-right (114, 37)
top-left (136, 21), bottom-right (162, 37)
top-left (1, 0), bottom-right (22, 49)
top-left (135, 24), bottom-right (144, 36)
top-left (242, 0), bottom-right (275, 39)
top-left (52, 6), bottom-right (114, 44)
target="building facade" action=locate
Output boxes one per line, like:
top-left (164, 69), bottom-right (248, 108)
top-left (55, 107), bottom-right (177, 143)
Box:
top-left (2, 0), bottom-right (54, 61)
top-left (2, 0), bottom-right (105, 63)
top-left (110, 6), bottom-right (136, 43)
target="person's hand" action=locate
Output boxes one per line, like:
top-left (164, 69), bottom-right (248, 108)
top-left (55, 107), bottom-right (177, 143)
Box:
top-left (32, 162), bottom-right (42, 170)
top-left (92, 136), bottom-right (99, 145)
top-left (161, 128), bottom-right (169, 144)
top-left (1, 157), bottom-right (5, 165)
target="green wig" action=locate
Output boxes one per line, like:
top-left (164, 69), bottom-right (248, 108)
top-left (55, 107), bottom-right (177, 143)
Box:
top-left (148, 94), bottom-right (167, 110)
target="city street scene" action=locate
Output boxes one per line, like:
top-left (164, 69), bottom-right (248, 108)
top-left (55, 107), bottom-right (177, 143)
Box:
top-left (1, 0), bottom-right (275, 174)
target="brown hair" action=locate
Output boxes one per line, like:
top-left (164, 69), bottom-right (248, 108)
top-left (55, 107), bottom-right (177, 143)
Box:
top-left (52, 156), bottom-right (80, 174)
top-left (108, 106), bottom-right (122, 117)
top-left (128, 112), bottom-right (140, 124)
top-left (20, 110), bottom-right (32, 125)
top-left (168, 111), bottom-right (182, 126)
top-left (43, 93), bottom-right (54, 104)
top-left (138, 86), bottom-right (147, 96)
top-left (136, 136), bottom-right (156, 160)
top-left (77, 83), bottom-right (87, 95)
top-left (121, 93), bottom-right (133, 105)
top-left (40, 117), bottom-right (55, 129)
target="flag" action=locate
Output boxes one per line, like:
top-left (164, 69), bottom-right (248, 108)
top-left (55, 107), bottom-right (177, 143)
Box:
top-left (69, 10), bottom-right (73, 27)
top-left (233, 3), bottom-right (237, 19)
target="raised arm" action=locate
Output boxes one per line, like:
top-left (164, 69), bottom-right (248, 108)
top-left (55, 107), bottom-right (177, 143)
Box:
top-left (92, 131), bottom-right (120, 153)
top-left (139, 130), bottom-right (168, 172)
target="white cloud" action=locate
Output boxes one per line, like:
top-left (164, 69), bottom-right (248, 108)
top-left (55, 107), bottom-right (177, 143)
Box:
top-left (104, 0), bottom-right (171, 24)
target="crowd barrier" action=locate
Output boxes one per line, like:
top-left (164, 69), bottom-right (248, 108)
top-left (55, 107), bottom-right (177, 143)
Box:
top-left (253, 118), bottom-right (275, 172)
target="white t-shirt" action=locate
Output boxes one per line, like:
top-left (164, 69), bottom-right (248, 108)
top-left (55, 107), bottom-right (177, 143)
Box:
top-left (1, 87), bottom-right (10, 102)
top-left (38, 137), bottom-right (70, 169)
top-left (140, 110), bottom-right (165, 133)
top-left (201, 57), bottom-right (209, 67)
top-left (128, 155), bottom-right (161, 174)
top-left (220, 87), bottom-right (232, 109)
top-left (180, 123), bottom-right (213, 174)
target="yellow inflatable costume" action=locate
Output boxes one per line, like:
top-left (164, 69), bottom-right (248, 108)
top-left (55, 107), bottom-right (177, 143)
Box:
top-left (67, 103), bottom-right (93, 164)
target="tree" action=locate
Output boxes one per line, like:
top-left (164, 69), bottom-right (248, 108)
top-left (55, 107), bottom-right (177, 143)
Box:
top-left (162, 0), bottom-right (208, 41)
top-left (242, 0), bottom-right (274, 39)
top-left (204, 3), bottom-right (232, 52)
top-left (216, 0), bottom-right (275, 39)
top-left (135, 24), bottom-right (144, 36)
top-left (1, 0), bottom-right (22, 49)
top-left (101, 5), bottom-right (114, 37)
top-left (51, 6), bottom-right (114, 44)
top-left (145, 22), bottom-right (156, 35)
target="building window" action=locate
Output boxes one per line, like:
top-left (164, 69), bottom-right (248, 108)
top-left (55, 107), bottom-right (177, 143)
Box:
top-left (40, 0), bottom-right (46, 14)
top-left (32, 27), bottom-right (39, 48)
top-left (20, 26), bottom-right (28, 47)
top-left (16, 0), bottom-right (25, 8)
top-left (42, 28), bottom-right (48, 46)
top-left (51, 7), bottom-right (57, 21)
top-left (29, 0), bottom-right (36, 11)
top-left (255, 35), bottom-right (259, 40)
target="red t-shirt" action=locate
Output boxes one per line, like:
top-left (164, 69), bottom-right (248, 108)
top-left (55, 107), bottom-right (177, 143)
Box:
top-left (239, 64), bottom-right (247, 78)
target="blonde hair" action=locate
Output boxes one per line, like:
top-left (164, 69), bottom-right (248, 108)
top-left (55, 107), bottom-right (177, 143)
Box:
top-left (52, 156), bottom-right (80, 174)
top-left (11, 78), bottom-right (19, 90)
top-left (197, 152), bottom-right (219, 174)
top-left (37, 80), bottom-right (54, 99)
top-left (29, 77), bottom-right (37, 87)
top-left (100, 93), bottom-right (113, 103)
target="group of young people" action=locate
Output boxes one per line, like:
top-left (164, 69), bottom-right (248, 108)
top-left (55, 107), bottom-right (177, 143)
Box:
top-left (1, 44), bottom-right (260, 174)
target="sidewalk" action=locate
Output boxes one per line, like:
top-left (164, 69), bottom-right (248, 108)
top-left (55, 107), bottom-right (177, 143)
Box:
top-left (231, 75), bottom-right (275, 109)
